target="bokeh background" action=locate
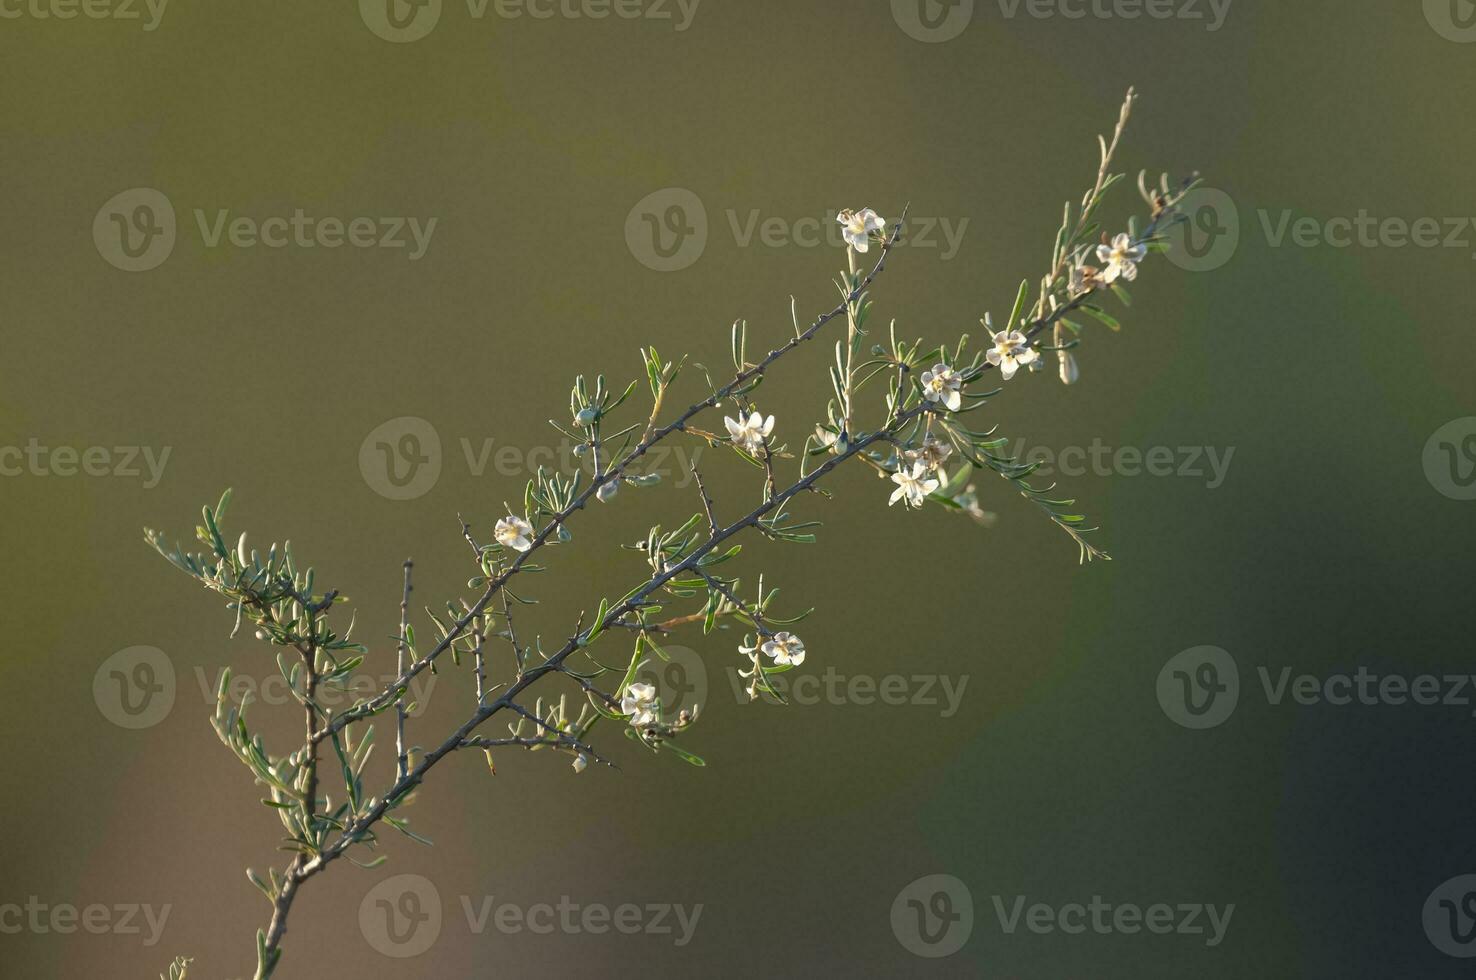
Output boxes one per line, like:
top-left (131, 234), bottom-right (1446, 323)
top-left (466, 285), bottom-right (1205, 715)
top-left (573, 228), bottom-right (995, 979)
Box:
top-left (2, 1), bottom-right (1474, 976)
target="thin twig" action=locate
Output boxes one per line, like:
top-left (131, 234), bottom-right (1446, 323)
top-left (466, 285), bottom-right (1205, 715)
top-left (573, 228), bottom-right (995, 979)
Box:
top-left (395, 560), bottom-right (413, 781)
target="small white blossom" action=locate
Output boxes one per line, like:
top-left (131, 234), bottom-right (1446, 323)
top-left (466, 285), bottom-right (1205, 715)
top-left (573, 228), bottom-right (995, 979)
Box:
top-left (919, 363), bottom-right (963, 411)
top-left (837, 208), bottom-right (886, 253)
top-left (889, 462), bottom-right (940, 509)
top-left (620, 682), bottom-right (659, 729)
top-left (815, 424), bottom-right (841, 455)
top-left (725, 411), bottom-right (775, 456)
top-left (1096, 233), bottom-right (1146, 284)
top-left (571, 753), bottom-right (588, 774)
top-left (761, 631), bottom-right (806, 666)
top-left (986, 330), bottom-right (1039, 381)
top-left (903, 433), bottom-right (952, 476)
top-left (494, 515), bottom-right (535, 552)
top-left (1069, 262), bottom-right (1103, 297)
top-left (596, 479), bottom-right (619, 503)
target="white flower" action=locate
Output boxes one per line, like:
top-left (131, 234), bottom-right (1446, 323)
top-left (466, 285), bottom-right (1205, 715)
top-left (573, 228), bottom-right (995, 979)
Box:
top-left (1069, 262), bottom-right (1103, 297)
top-left (903, 433), bottom-right (952, 476)
top-left (919, 363), bottom-right (963, 411)
top-left (760, 631), bottom-right (806, 666)
top-left (889, 462), bottom-right (940, 509)
top-left (725, 411), bottom-right (775, 456)
top-left (596, 479), bottom-right (618, 503)
top-left (571, 753), bottom-right (588, 774)
top-left (494, 515), bottom-right (535, 552)
top-left (620, 682), bottom-right (659, 729)
top-left (837, 208), bottom-right (885, 252)
top-left (815, 425), bottom-right (841, 455)
top-left (986, 330), bottom-right (1039, 381)
top-left (1096, 233), bottom-right (1146, 284)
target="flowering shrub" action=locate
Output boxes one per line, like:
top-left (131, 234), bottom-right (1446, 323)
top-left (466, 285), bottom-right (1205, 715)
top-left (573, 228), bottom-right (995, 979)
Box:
top-left (145, 89), bottom-right (1200, 979)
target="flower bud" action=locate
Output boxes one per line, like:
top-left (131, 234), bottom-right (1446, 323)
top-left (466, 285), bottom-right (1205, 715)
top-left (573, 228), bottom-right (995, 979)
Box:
top-left (1059, 352), bottom-right (1079, 385)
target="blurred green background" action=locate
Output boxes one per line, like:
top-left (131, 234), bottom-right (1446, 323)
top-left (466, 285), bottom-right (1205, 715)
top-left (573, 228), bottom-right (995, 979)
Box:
top-left (3, 1), bottom-right (1475, 976)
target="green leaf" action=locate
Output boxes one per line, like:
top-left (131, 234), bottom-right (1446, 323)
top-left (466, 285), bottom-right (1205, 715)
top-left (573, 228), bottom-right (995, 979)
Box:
top-left (215, 488), bottom-right (233, 524)
top-left (660, 741), bottom-right (707, 767)
top-left (384, 815), bottom-right (434, 846)
top-left (1080, 304), bottom-right (1122, 332)
top-left (582, 598), bottom-right (609, 646)
top-left (1006, 277), bottom-right (1030, 330)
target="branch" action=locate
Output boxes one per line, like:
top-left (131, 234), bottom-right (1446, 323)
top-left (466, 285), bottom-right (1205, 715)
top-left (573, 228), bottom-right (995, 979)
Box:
top-left (314, 207), bottom-right (912, 744)
top-left (300, 406), bottom-right (925, 877)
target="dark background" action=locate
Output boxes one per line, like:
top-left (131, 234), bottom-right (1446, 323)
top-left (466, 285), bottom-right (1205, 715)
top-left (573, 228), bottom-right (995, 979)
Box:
top-left (2, 1), bottom-right (1474, 976)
